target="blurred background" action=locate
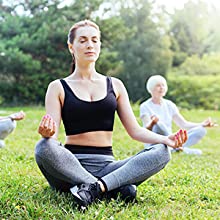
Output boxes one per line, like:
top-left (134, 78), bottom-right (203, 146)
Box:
top-left (0, 0), bottom-right (220, 110)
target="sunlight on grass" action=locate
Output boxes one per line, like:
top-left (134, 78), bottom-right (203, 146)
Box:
top-left (0, 106), bottom-right (219, 219)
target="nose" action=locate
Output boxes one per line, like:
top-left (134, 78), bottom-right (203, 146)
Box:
top-left (159, 84), bottom-right (165, 89)
top-left (86, 40), bottom-right (93, 49)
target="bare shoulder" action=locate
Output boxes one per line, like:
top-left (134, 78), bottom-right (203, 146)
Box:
top-left (46, 79), bottom-right (64, 98)
top-left (111, 77), bottom-right (127, 98)
top-left (111, 76), bottom-right (123, 84)
top-left (48, 79), bottom-right (62, 88)
top-left (111, 77), bottom-right (125, 90)
top-left (48, 79), bottom-right (64, 92)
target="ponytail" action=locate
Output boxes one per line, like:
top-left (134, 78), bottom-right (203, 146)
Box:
top-left (70, 55), bottom-right (75, 73)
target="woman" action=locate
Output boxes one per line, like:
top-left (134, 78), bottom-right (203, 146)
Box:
top-left (0, 111), bottom-right (25, 148)
top-left (35, 20), bottom-right (187, 209)
top-left (140, 75), bottom-right (216, 155)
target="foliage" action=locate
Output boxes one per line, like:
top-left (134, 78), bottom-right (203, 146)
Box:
top-left (1, 0), bottom-right (220, 106)
top-left (0, 1), bottom-right (68, 104)
top-left (0, 106), bottom-right (220, 219)
top-left (204, 4), bottom-right (220, 52)
top-left (96, 16), bottom-right (128, 75)
top-left (168, 0), bottom-right (220, 67)
top-left (169, 0), bottom-right (211, 57)
top-left (176, 53), bottom-right (220, 75)
top-left (115, 0), bottom-right (172, 102)
top-left (0, 0), bottom-right (109, 105)
top-left (169, 36), bottom-right (188, 67)
top-left (166, 73), bottom-right (220, 110)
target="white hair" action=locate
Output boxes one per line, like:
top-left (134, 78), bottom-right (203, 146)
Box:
top-left (146, 75), bottom-right (168, 94)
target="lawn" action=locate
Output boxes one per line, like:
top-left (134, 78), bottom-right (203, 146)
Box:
top-left (0, 105), bottom-right (219, 219)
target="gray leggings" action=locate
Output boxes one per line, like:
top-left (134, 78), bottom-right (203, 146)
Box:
top-left (0, 119), bottom-right (16, 147)
top-left (0, 118), bottom-right (16, 140)
top-left (35, 138), bottom-right (170, 192)
top-left (152, 122), bottom-right (207, 148)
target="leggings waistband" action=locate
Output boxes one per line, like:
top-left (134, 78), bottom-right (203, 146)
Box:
top-left (64, 144), bottom-right (113, 156)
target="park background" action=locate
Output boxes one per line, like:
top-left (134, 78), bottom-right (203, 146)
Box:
top-left (0, 0), bottom-right (220, 219)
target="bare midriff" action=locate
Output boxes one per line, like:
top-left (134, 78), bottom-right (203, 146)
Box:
top-left (65, 131), bottom-right (113, 147)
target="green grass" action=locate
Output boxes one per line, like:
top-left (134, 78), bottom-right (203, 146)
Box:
top-left (0, 106), bottom-right (220, 219)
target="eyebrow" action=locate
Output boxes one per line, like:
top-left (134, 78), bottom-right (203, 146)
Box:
top-left (79, 36), bottom-right (99, 39)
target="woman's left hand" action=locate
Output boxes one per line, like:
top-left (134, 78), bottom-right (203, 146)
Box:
top-left (202, 117), bottom-right (218, 127)
top-left (166, 129), bottom-right (188, 150)
top-left (10, 111), bottom-right (25, 121)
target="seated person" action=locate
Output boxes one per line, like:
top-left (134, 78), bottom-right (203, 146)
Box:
top-left (0, 111), bottom-right (25, 147)
top-left (35, 20), bottom-right (187, 209)
top-left (140, 75), bottom-right (217, 155)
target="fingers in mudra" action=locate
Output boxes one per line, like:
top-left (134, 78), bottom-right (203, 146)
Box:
top-left (44, 116), bottom-right (51, 129)
top-left (38, 114), bottom-right (55, 136)
top-left (183, 129), bottom-right (188, 142)
top-left (44, 116), bottom-right (54, 133)
top-left (174, 129), bottom-right (187, 149)
top-left (174, 134), bottom-right (181, 149)
top-left (52, 121), bottom-right (56, 135)
top-left (47, 119), bottom-right (55, 136)
top-left (38, 118), bottom-right (45, 134)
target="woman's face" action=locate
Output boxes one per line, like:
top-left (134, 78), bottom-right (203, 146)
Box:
top-left (71, 26), bottom-right (101, 64)
top-left (151, 82), bottom-right (167, 98)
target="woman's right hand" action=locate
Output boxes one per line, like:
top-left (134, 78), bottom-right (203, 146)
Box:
top-left (38, 114), bottom-right (56, 138)
top-left (150, 115), bottom-right (159, 125)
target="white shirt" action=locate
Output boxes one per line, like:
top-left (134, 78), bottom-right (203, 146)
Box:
top-left (140, 98), bottom-right (179, 134)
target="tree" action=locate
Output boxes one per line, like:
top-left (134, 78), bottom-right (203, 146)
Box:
top-left (0, 0), bottom-right (108, 105)
top-left (169, 0), bottom-right (211, 60)
top-left (115, 0), bottom-right (172, 102)
top-left (2, 0), bottom-right (197, 104)
top-left (205, 5), bottom-right (220, 52)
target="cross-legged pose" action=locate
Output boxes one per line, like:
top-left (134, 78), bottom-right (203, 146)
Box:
top-left (35, 20), bottom-right (187, 209)
top-left (140, 75), bottom-right (217, 155)
top-left (0, 111), bottom-right (25, 148)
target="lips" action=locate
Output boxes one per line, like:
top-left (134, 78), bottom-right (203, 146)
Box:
top-left (85, 52), bottom-right (95, 56)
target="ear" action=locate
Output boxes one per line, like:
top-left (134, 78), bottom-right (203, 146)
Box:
top-left (68, 43), bottom-right (74, 54)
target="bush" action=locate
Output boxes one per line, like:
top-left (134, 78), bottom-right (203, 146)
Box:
top-left (176, 53), bottom-right (220, 75)
top-left (166, 73), bottom-right (220, 110)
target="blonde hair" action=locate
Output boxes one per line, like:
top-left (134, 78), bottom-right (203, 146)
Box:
top-left (146, 75), bottom-right (168, 94)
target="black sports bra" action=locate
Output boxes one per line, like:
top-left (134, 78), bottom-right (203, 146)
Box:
top-left (60, 77), bottom-right (117, 135)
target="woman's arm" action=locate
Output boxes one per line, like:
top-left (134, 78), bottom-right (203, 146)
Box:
top-left (173, 112), bottom-right (217, 129)
top-left (38, 80), bottom-right (63, 139)
top-left (141, 115), bottom-right (159, 130)
top-left (0, 111), bottom-right (25, 121)
top-left (113, 78), bottom-right (187, 148)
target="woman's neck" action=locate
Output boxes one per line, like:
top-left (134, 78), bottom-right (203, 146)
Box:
top-left (151, 96), bottom-right (163, 105)
top-left (73, 63), bottom-right (98, 80)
